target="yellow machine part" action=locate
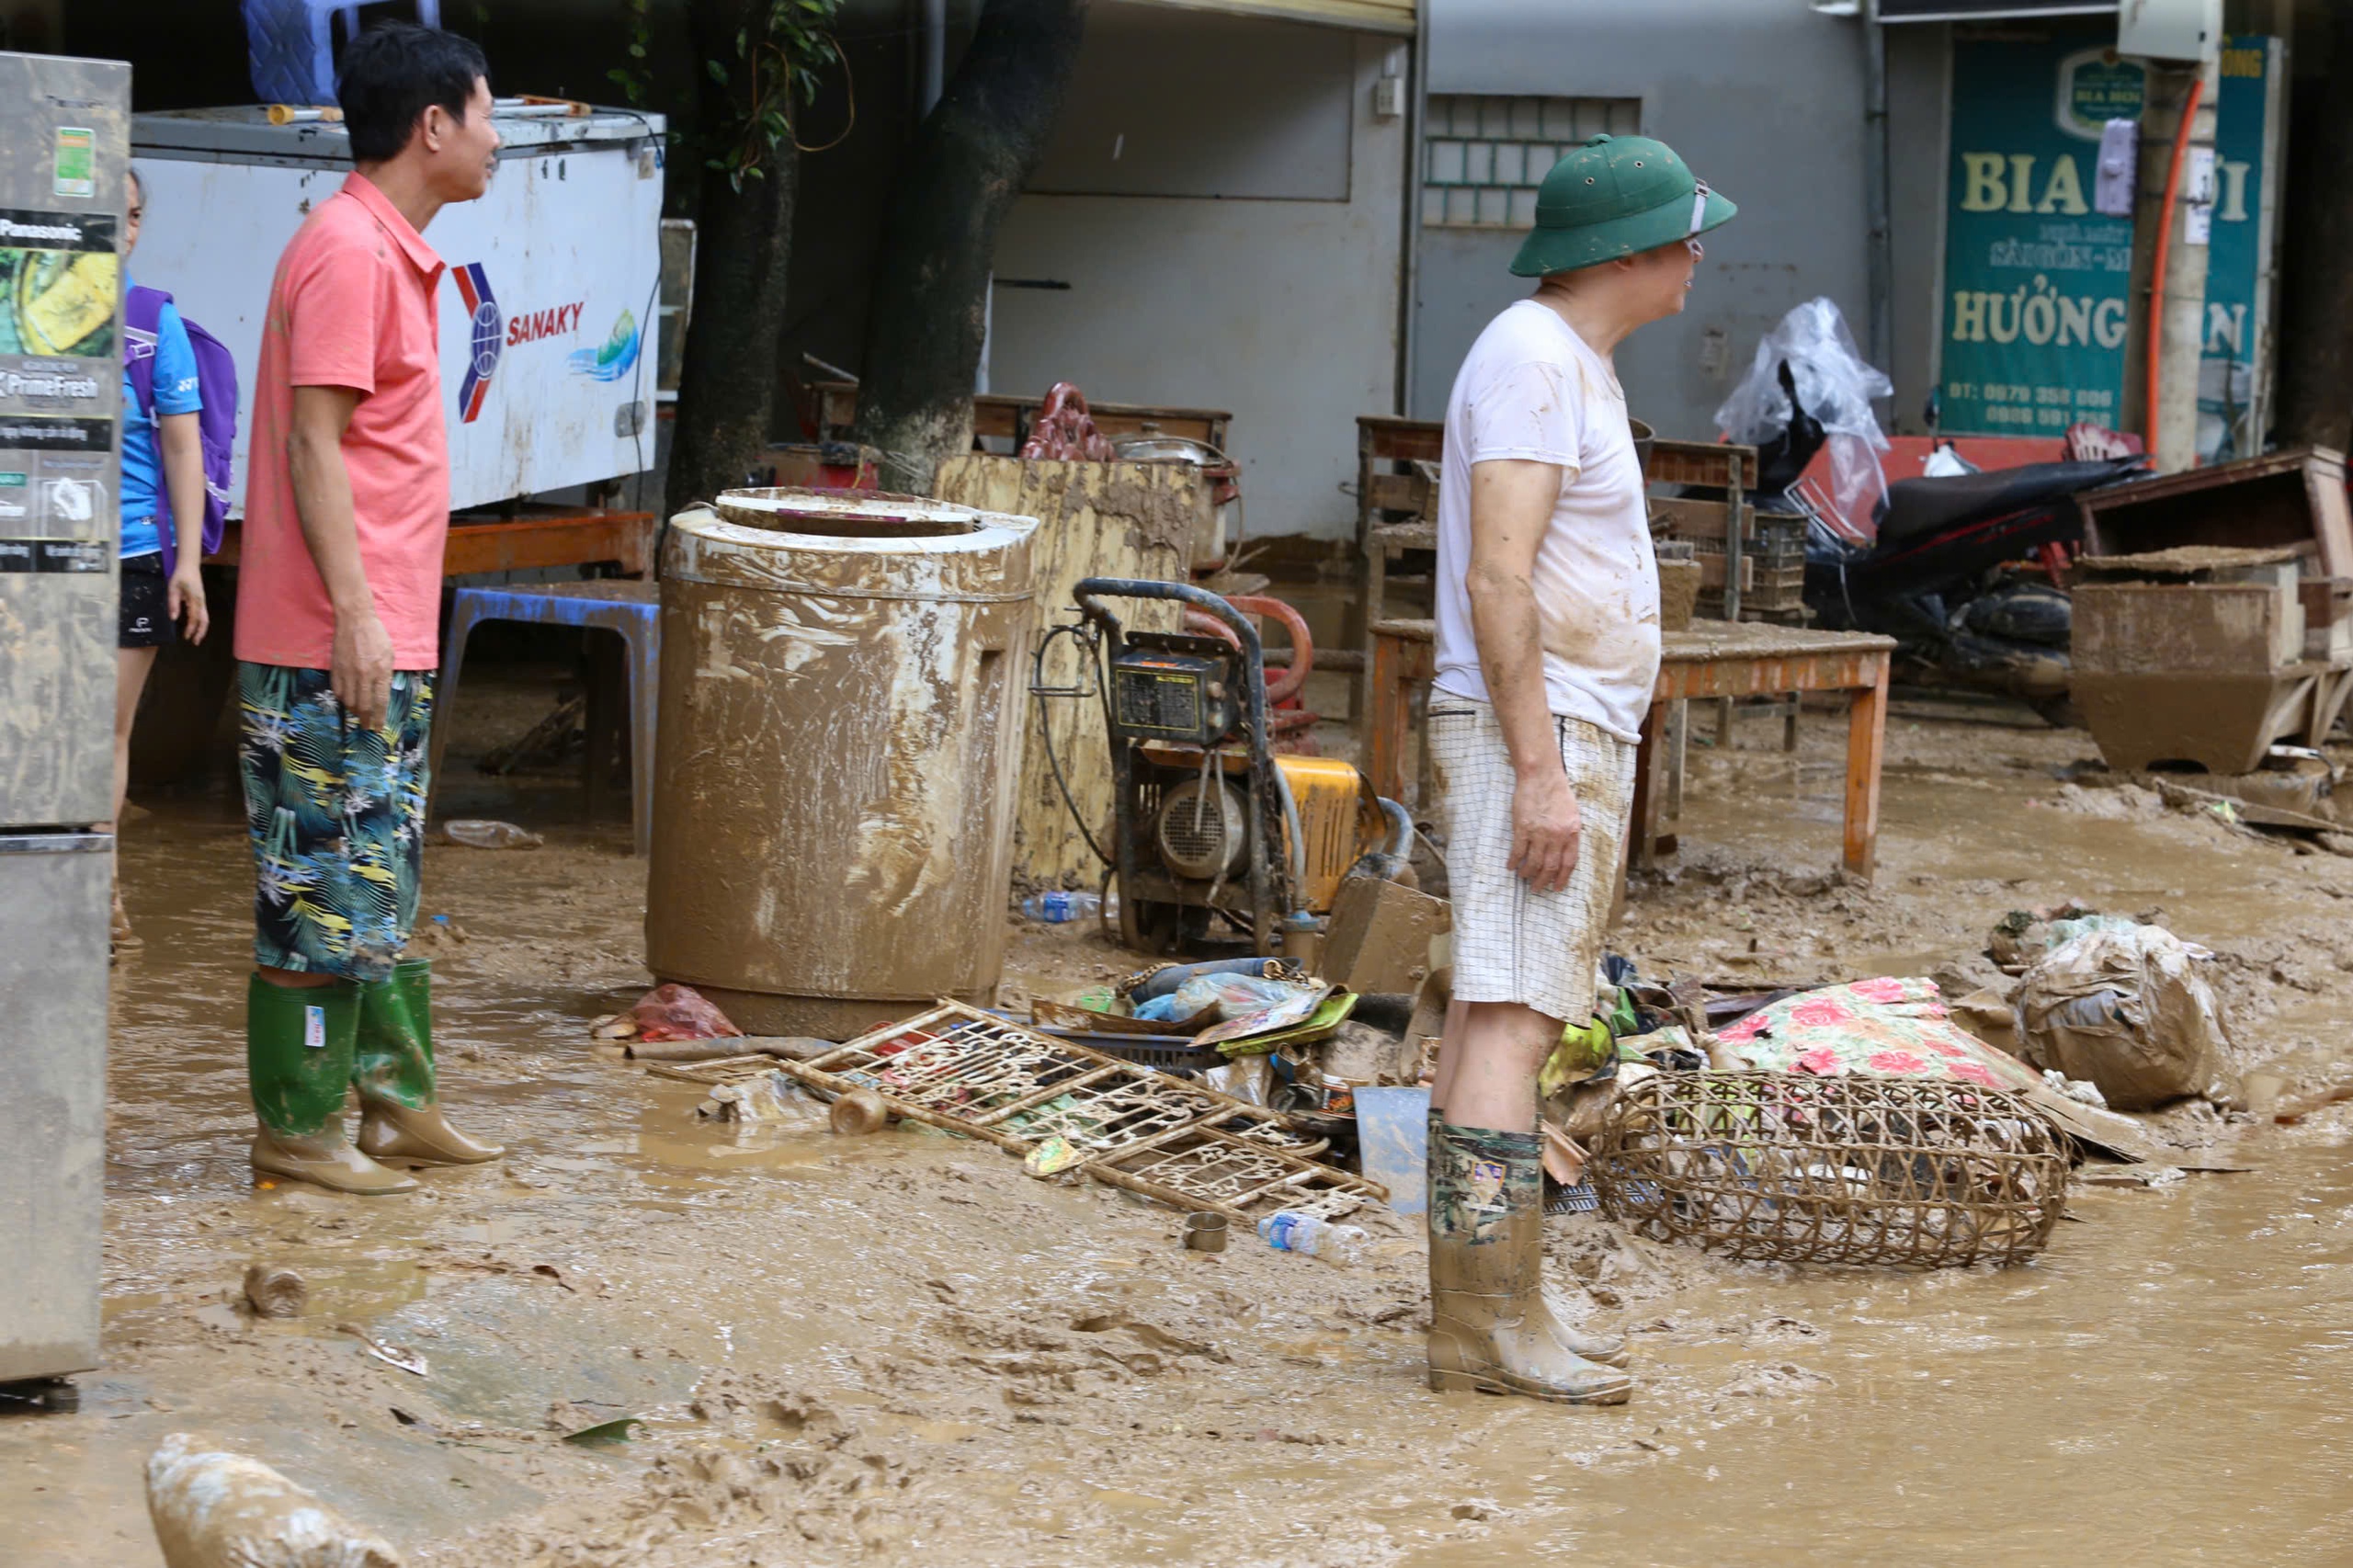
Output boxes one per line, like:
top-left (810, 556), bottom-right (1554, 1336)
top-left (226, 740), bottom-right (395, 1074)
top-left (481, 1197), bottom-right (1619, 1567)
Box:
top-left (1275, 754), bottom-right (1387, 915)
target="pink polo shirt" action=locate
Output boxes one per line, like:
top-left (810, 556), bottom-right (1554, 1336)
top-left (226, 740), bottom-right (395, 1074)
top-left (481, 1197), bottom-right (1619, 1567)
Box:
top-left (235, 173), bottom-right (449, 672)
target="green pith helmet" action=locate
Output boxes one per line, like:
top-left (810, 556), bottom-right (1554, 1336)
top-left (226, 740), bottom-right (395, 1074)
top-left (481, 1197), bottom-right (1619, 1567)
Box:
top-left (1510, 133), bottom-right (1737, 278)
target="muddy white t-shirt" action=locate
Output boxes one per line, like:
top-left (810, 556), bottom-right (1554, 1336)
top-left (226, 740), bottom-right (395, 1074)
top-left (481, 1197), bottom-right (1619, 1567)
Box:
top-left (1431, 299), bottom-right (1660, 744)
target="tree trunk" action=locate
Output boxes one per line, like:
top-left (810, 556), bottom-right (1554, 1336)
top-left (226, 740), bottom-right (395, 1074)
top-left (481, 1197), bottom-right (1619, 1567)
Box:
top-left (850, 0), bottom-right (1088, 494)
top-left (665, 0), bottom-right (801, 520)
top-left (2275, 9), bottom-right (2353, 452)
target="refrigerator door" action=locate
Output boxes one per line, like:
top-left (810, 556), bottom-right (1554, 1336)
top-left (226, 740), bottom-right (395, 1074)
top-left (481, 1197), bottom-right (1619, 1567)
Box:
top-left (0, 51), bottom-right (126, 829)
top-left (0, 833), bottom-right (111, 1382)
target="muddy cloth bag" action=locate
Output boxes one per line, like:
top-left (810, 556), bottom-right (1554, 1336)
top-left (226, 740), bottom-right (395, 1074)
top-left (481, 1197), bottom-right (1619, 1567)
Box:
top-left (2009, 925), bottom-right (2229, 1110)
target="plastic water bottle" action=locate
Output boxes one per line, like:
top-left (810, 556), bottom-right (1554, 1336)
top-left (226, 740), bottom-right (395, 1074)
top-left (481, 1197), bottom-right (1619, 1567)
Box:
top-left (443, 819), bottom-right (543, 849)
top-left (1256, 1210), bottom-right (1369, 1267)
top-left (1021, 890), bottom-right (1102, 923)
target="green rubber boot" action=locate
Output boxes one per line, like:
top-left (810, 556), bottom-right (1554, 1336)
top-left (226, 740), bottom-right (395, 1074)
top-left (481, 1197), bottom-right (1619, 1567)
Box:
top-left (247, 974), bottom-right (416, 1196)
top-left (1427, 1121), bottom-right (1631, 1404)
top-left (354, 960), bottom-right (504, 1168)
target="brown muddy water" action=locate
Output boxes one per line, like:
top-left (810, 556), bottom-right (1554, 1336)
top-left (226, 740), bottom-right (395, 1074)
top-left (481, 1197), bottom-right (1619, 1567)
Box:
top-left (7, 676), bottom-right (2353, 1566)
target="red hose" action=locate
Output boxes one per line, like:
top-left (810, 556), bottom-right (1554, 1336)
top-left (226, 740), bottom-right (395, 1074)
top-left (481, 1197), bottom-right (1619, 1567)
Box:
top-left (1182, 596), bottom-right (1314, 704)
top-left (1224, 596), bottom-right (1315, 704)
top-left (2145, 73), bottom-right (2205, 454)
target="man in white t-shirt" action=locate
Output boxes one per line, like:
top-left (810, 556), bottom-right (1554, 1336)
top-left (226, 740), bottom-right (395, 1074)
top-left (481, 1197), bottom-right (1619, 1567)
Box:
top-left (1423, 134), bottom-right (1735, 1407)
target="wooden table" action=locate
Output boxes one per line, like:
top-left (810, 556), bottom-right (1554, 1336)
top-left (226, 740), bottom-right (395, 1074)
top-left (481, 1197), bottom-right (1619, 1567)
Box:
top-left (1367, 618), bottom-right (1897, 881)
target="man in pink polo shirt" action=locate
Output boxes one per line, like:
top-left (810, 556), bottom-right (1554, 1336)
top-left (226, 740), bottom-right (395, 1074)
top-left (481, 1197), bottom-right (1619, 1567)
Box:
top-left (234, 23), bottom-right (504, 1195)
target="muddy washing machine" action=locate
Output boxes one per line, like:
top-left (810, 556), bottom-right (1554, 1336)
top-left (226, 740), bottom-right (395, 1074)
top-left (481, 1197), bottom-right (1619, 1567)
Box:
top-left (1048, 579), bottom-right (1415, 957)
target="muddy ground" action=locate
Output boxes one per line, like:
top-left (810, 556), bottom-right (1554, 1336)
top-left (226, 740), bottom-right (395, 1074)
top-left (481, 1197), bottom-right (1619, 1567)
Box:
top-left (9, 665), bottom-right (2353, 1565)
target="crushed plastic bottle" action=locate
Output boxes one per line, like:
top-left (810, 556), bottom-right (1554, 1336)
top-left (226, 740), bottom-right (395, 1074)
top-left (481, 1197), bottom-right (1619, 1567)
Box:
top-left (1021, 890), bottom-right (1102, 923)
top-left (1256, 1210), bottom-right (1368, 1267)
top-left (443, 819), bottom-right (544, 850)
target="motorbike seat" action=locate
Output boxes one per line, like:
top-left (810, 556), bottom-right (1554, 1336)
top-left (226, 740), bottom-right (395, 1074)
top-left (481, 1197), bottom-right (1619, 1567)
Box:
top-left (1876, 457), bottom-right (2147, 545)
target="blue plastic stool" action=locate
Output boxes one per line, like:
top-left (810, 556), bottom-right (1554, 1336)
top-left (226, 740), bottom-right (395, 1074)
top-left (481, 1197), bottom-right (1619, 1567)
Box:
top-left (430, 580), bottom-right (660, 856)
top-left (244, 0), bottom-right (444, 106)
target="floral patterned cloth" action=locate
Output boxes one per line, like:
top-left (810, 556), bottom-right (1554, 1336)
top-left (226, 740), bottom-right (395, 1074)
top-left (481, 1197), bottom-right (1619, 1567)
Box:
top-left (1715, 976), bottom-right (2039, 1092)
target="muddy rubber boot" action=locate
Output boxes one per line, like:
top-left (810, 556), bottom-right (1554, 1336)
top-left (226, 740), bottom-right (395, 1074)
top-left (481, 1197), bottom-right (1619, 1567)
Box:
top-left (1428, 1112), bottom-right (1630, 1369)
top-left (1427, 1121), bottom-right (1631, 1404)
top-left (247, 974), bottom-right (418, 1196)
top-left (354, 960), bottom-right (504, 1167)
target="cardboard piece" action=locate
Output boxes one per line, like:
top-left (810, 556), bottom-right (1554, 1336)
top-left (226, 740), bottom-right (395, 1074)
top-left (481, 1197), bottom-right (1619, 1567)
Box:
top-left (1319, 877), bottom-right (1450, 998)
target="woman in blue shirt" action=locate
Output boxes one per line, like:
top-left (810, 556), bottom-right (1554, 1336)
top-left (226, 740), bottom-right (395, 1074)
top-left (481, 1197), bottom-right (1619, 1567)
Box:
top-left (114, 167), bottom-right (210, 948)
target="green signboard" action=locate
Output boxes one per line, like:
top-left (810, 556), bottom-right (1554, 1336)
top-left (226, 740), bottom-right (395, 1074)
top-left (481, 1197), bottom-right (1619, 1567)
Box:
top-left (1940, 33), bottom-right (2279, 458)
top-left (2201, 37), bottom-right (2281, 461)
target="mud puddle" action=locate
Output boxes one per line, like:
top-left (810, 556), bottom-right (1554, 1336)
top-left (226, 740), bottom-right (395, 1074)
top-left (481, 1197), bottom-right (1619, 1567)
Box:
top-left (11, 679), bottom-right (2353, 1564)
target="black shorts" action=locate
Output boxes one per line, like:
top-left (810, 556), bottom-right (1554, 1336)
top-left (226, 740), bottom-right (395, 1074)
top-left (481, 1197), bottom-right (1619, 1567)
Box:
top-left (119, 552), bottom-right (175, 649)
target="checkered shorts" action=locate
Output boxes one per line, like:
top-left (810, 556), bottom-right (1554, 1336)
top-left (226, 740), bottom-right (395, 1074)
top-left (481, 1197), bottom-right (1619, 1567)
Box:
top-left (1428, 697), bottom-right (1633, 1025)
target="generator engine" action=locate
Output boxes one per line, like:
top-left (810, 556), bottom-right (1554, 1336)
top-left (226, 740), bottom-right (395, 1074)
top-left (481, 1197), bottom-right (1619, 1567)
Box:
top-left (1058, 579), bottom-right (1411, 957)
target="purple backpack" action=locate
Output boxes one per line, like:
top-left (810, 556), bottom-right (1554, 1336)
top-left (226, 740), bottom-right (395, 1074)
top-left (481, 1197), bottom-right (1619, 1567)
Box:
top-left (123, 284), bottom-right (238, 575)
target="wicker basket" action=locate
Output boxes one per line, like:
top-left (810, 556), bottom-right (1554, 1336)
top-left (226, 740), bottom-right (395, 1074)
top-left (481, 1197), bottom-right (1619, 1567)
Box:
top-left (1588, 1072), bottom-right (2068, 1268)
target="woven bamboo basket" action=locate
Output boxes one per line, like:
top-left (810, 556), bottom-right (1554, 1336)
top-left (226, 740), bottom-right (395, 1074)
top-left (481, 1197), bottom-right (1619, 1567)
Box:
top-left (1588, 1072), bottom-right (2068, 1267)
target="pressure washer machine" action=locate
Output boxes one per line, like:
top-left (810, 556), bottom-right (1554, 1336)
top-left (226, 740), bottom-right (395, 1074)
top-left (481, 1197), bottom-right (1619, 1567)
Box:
top-left (1038, 579), bottom-right (1414, 958)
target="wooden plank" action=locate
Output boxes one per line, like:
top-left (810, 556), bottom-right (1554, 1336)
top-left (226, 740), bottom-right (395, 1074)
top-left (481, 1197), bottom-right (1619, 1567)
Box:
top-left (211, 511), bottom-right (655, 576)
top-left (1631, 699), bottom-right (1667, 871)
top-left (1653, 651), bottom-right (1889, 701)
top-left (1366, 625), bottom-right (1434, 804)
top-left (817, 382), bottom-right (1233, 450)
top-left (2307, 457), bottom-right (2353, 582)
top-left (1367, 471), bottom-right (1430, 515)
top-left (1138, 0), bottom-right (1415, 35)
top-left (934, 455), bottom-right (1198, 890)
top-left (1371, 520), bottom-right (1437, 552)
top-left (1843, 653), bottom-right (1890, 880)
top-left (1358, 415), bottom-right (1445, 464)
top-left (1650, 495), bottom-right (1735, 541)
top-left (1695, 553), bottom-right (1756, 593)
top-left (1659, 621), bottom-right (1893, 663)
top-left (1646, 439), bottom-right (1758, 489)
top-left (442, 514), bottom-right (656, 577)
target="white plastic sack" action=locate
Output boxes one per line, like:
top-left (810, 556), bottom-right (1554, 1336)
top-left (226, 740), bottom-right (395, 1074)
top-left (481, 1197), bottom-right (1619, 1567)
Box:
top-left (2009, 925), bottom-right (2232, 1111)
top-left (1713, 297), bottom-right (1893, 543)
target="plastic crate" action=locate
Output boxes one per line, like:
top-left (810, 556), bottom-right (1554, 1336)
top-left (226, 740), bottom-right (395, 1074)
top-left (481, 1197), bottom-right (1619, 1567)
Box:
top-left (1690, 512), bottom-right (1806, 571)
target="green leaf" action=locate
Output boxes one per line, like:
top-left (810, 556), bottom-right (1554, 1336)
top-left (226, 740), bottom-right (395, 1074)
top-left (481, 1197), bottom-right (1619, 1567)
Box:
top-left (627, 41), bottom-right (645, 57)
top-left (562, 1416), bottom-right (645, 1447)
top-left (706, 58), bottom-right (729, 85)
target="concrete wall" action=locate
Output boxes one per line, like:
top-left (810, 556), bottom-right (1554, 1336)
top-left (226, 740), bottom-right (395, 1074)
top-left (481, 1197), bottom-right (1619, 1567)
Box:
top-left (989, 3), bottom-right (1410, 543)
top-left (1417, 0), bottom-right (1875, 449)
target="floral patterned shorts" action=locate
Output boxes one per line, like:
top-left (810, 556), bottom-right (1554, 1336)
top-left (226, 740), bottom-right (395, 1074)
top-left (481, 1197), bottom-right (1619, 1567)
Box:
top-left (237, 662), bottom-right (435, 983)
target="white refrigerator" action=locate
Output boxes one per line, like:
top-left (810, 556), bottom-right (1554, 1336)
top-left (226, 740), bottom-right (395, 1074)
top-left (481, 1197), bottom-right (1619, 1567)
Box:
top-left (129, 100), bottom-right (667, 514)
top-left (0, 50), bottom-right (125, 1405)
